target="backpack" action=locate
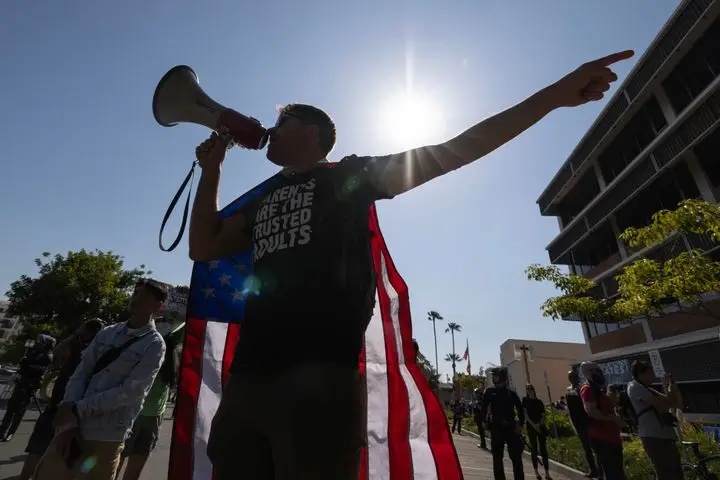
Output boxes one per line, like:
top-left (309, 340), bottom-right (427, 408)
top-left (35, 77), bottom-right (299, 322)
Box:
top-left (617, 389), bottom-right (642, 432)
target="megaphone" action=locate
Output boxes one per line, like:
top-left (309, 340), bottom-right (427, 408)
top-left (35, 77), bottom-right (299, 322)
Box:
top-left (152, 65), bottom-right (269, 150)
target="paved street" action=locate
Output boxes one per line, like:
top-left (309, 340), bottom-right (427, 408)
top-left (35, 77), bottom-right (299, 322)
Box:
top-left (0, 409), bottom-right (575, 479)
top-left (0, 409), bottom-right (172, 480)
top-left (452, 432), bottom-right (574, 480)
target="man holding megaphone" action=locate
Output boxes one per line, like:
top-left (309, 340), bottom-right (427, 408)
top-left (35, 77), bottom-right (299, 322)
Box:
top-left (190, 50), bottom-right (633, 480)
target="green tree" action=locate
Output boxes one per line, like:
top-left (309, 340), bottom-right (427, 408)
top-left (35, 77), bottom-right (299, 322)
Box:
top-left (527, 199), bottom-right (720, 323)
top-left (444, 322), bottom-right (462, 380)
top-left (4, 249), bottom-right (150, 354)
top-left (525, 264), bottom-right (612, 321)
top-left (456, 370), bottom-right (486, 392)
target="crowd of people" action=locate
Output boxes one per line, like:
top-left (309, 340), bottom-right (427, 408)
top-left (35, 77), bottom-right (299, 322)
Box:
top-left (445, 359), bottom-right (685, 480)
top-left (0, 279), bottom-right (181, 480)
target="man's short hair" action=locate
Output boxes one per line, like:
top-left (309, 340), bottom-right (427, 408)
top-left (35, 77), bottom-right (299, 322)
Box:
top-left (83, 318), bottom-right (105, 335)
top-left (136, 279), bottom-right (169, 303)
top-left (279, 104), bottom-right (336, 155)
top-left (631, 360), bottom-right (651, 380)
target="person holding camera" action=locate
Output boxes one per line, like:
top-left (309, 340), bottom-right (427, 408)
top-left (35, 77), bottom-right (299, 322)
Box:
top-left (480, 367), bottom-right (524, 480)
top-left (627, 360), bottom-right (683, 480)
top-left (0, 334), bottom-right (56, 442)
top-left (579, 362), bottom-right (627, 480)
top-left (523, 384), bottom-right (551, 480)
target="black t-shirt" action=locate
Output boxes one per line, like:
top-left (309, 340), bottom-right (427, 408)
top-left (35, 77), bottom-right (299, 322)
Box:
top-left (566, 385), bottom-right (589, 428)
top-left (479, 386), bottom-right (525, 428)
top-left (230, 156), bottom-right (391, 373)
top-left (522, 396), bottom-right (545, 424)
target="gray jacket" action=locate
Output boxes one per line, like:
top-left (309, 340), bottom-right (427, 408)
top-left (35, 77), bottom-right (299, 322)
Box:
top-left (61, 321), bottom-right (165, 441)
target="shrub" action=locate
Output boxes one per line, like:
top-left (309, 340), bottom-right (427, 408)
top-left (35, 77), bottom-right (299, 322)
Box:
top-left (544, 407), bottom-right (575, 438)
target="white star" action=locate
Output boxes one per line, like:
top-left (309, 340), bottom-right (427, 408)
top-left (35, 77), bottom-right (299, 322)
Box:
top-left (231, 289), bottom-right (244, 302)
top-left (219, 273), bottom-right (232, 286)
top-left (202, 286), bottom-right (215, 299)
top-left (207, 260), bottom-right (220, 270)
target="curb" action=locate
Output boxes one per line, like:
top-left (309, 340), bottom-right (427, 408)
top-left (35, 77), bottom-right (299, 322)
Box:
top-left (460, 428), bottom-right (589, 480)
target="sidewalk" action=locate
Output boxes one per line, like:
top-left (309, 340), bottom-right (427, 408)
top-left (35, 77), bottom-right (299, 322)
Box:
top-left (453, 432), bottom-right (577, 480)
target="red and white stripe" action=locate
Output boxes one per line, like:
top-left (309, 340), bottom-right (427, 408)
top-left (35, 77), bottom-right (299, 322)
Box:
top-left (169, 206), bottom-right (463, 480)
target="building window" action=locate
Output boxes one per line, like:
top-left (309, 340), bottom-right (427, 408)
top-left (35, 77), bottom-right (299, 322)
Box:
top-left (598, 96), bottom-right (668, 185)
top-left (615, 169), bottom-right (685, 232)
top-left (695, 128), bottom-right (720, 189)
top-left (662, 18), bottom-right (720, 113)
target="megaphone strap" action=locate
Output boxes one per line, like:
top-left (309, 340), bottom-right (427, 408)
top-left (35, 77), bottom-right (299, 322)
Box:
top-left (159, 162), bottom-right (197, 252)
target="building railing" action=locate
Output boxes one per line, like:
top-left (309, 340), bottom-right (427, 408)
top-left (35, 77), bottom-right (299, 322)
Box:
top-left (547, 84), bottom-right (720, 265)
top-left (538, 0), bottom-right (715, 215)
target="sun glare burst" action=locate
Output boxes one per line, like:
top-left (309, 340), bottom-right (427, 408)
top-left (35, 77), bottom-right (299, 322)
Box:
top-left (379, 92), bottom-right (444, 149)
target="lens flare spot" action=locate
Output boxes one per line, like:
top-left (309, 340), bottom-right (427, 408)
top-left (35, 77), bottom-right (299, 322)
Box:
top-left (80, 456), bottom-right (97, 474)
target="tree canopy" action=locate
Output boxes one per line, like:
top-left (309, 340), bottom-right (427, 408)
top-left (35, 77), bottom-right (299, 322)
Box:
top-left (528, 199), bottom-right (720, 323)
top-left (5, 249), bottom-right (150, 344)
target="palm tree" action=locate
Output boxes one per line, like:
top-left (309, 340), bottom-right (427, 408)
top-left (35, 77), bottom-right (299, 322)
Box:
top-left (444, 353), bottom-right (463, 383)
top-left (445, 322), bottom-right (462, 380)
top-left (427, 311), bottom-right (443, 378)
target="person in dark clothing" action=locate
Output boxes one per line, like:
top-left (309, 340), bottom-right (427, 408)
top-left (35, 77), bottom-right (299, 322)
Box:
top-left (451, 398), bottom-right (465, 434)
top-left (18, 319), bottom-right (104, 480)
top-left (0, 335), bottom-right (55, 442)
top-left (566, 370), bottom-right (599, 478)
top-left (479, 367), bottom-right (524, 480)
top-left (473, 387), bottom-right (487, 449)
top-left (195, 51), bottom-right (634, 479)
top-left (523, 384), bottom-right (551, 480)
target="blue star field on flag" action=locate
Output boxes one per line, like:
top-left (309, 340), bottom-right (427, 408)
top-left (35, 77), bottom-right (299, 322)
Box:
top-left (187, 174), bottom-right (282, 324)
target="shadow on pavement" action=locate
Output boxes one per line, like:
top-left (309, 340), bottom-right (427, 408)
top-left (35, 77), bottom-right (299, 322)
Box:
top-left (0, 454), bottom-right (26, 467)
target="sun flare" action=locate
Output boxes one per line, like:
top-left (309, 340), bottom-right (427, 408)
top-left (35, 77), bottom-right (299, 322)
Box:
top-left (379, 92), bottom-right (444, 149)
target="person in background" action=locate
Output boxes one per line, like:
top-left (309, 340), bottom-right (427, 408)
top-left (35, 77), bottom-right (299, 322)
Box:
top-left (627, 360), bottom-right (683, 480)
top-left (33, 279), bottom-right (167, 480)
top-left (566, 370), bottom-right (599, 478)
top-left (451, 398), bottom-right (465, 434)
top-left (19, 319), bottom-right (105, 480)
top-left (579, 362), bottom-right (626, 480)
top-left (522, 384), bottom-right (551, 480)
top-left (480, 366), bottom-right (524, 480)
top-left (117, 329), bottom-right (180, 480)
top-left (473, 387), bottom-right (487, 449)
top-left (0, 334), bottom-right (56, 441)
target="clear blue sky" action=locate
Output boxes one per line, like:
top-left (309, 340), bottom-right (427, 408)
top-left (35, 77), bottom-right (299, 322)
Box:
top-left (0, 0), bottom-right (680, 377)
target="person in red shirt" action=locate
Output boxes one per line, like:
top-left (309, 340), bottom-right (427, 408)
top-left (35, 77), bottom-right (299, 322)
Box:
top-left (579, 362), bottom-right (627, 480)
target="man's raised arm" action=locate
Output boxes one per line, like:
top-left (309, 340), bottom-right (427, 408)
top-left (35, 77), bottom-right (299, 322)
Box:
top-left (367, 50), bottom-right (634, 198)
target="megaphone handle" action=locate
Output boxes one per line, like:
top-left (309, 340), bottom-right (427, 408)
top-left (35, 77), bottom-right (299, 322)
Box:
top-left (217, 128), bottom-right (236, 150)
top-left (159, 162), bottom-right (197, 252)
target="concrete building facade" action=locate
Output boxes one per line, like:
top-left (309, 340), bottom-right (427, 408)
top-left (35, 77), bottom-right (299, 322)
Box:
top-left (499, 339), bottom-right (590, 404)
top-left (537, 0), bottom-right (720, 420)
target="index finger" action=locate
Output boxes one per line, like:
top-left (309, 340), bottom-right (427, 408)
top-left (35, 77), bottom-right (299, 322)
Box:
top-left (593, 50), bottom-right (635, 67)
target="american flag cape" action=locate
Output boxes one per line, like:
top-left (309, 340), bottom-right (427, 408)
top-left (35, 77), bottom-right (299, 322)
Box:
top-left (168, 173), bottom-right (463, 480)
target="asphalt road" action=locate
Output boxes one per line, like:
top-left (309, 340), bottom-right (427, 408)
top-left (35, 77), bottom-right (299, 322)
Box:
top-left (0, 408), bottom-right (574, 479)
top-left (0, 409), bottom-right (171, 480)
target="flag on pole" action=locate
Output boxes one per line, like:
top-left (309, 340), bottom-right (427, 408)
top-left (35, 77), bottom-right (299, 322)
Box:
top-left (168, 174), bottom-right (463, 480)
top-left (463, 339), bottom-right (471, 374)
